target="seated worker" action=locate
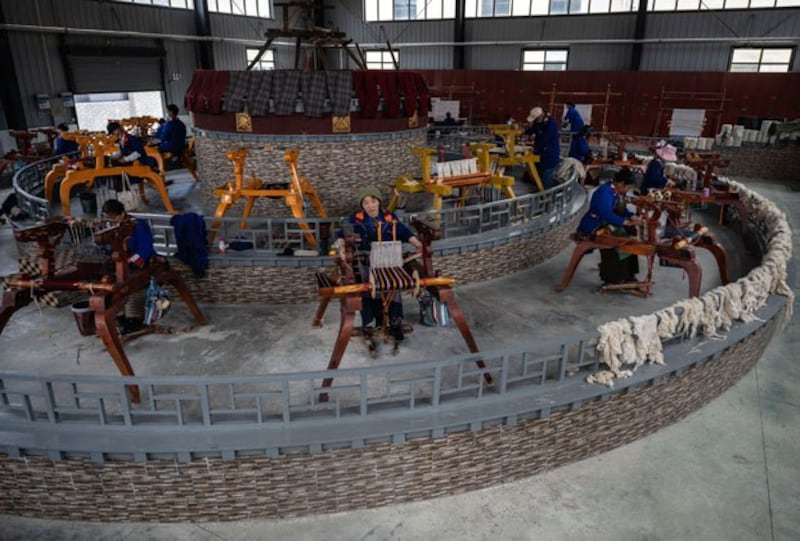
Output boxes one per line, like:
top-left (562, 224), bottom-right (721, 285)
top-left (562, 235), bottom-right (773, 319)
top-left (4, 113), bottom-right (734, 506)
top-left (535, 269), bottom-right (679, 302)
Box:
top-left (441, 112), bottom-right (458, 127)
top-left (641, 140), bottom-right (677, 194)
top-left (101, 198), bottom-right (156, 334)
top-left (577, 168), bottom-right (644, 285)
top-left (525, 106), bottom-right (561, 189)
top-left (154, 118), bottom-right (166, 141)
top-left (159, 104), bottom-right (187, 157)
top-left (569, 125), bottom-right (593, 164)
top-left (333, 186), bottom-right (423, 342)
top-left (54, 123), bottom-right (79, 158)
top-left (106, 121), bottom-right (158, 170)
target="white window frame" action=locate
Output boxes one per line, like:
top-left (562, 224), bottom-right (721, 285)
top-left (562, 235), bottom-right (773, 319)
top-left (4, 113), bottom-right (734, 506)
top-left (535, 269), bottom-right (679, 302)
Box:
top-left (729, 47), bottom-right (793, 72)
top-left (246, 48), bottom-right (275, 70)
top-left (365, 50), bottom-right (399, 70)
top-left (209, 0), bottom-right (272, 17)
top-left (111, 0), bottom-right (194, 8)
top-left (365, 0), bottom-right (456, 21)
top-left (522, 49), bottom-right (569, 71)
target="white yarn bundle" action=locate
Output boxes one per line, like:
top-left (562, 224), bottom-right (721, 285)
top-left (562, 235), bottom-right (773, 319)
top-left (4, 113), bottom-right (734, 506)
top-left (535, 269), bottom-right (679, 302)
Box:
top-left (588, 177), bottom-right (794, 385)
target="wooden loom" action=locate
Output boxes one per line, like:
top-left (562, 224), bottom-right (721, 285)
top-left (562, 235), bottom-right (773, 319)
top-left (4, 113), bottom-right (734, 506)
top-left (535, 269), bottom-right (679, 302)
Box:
top-left (555, 192), bottom-right (729, 298)
top-left (483, 124), bottom-right (546, 195)
top-left (387, 144), bottom-right (515, 212)
top-left (311, 216), bottom-right (491, 401)
top-left (0, 219), bottom-right (206, 403)
top-left (45, 133), bottom-right (178, 216)
top-left (210, 147), bottom-right (327, 245)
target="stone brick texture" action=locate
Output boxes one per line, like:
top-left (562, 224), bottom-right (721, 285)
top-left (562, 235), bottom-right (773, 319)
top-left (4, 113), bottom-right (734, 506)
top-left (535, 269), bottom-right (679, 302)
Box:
top-left (718, 145), bottom-right (800, 182)
top-left (195, 130), bottom-right (427, 219)
top-left (0, 316), bottom-right (780, 522)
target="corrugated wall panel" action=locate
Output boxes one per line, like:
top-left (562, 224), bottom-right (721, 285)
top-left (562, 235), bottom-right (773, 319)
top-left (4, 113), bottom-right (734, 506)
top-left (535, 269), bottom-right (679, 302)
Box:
top-left (1, 0), bottom-right (198, 127)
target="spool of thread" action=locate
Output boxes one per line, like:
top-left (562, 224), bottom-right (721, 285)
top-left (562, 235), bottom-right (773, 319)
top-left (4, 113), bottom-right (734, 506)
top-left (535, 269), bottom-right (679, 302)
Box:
top-left (703, 188), bottom-right (710, 197)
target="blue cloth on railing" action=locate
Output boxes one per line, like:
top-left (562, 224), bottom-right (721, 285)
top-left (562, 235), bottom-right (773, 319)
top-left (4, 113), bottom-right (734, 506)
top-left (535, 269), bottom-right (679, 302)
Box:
top-left (170, 212), bottom-right (208, 277)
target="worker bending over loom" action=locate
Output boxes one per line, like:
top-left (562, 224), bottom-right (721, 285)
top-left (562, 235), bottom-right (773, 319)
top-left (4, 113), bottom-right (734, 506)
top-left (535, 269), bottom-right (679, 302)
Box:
top-left (100, 199), bottom-right (155, 334)
top-left (576, 168), bottom-right (644, 286)
top-left (334, 186), bottom-right (423, 344)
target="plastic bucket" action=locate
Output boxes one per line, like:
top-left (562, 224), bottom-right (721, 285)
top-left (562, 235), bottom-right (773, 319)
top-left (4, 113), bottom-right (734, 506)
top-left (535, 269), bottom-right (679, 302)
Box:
top-left (71, 300), bottom-right (96, 336)
top-left (78, 192), bottom-right (97, 215)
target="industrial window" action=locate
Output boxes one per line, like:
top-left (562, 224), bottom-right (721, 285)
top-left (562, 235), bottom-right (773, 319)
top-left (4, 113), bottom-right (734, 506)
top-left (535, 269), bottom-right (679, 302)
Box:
top-left (464, 0), bottom-right (637, 16)
top-left (729, 47), bottom-right (793, 72)
top-left (522, 49), bottom-right (568, 71)
top-left (365, 0), bottom-right (456, 20)
top-left (209, 0), bottom-right (271, 17)
top-left (365, 50), bottom-right (399, 69)
top-left (649, 0), bottom-right (800, 9)
top-left (246, 48), bottom-right (275, 70)
top-left (111, 0), bottom-right (194, 8)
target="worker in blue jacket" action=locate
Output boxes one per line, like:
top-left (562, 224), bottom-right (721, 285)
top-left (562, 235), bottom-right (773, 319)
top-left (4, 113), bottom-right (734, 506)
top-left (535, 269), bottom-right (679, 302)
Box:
top-left (577, 168), bottom-right (643, 285)
top-left (106, 121), bottom-right (158, 170)
top-left (525, 106), bottom-right (561, 189)
top-left (101, 199), bottom-right (156, 334)
top-left (334, 186), bottom-right (422, 344)
top-left (54, 123), bottom-right (79, 157)
top-left (641, 141), bottom-right (677, 194)
top-left (159, 104), bottom-right (187, 156)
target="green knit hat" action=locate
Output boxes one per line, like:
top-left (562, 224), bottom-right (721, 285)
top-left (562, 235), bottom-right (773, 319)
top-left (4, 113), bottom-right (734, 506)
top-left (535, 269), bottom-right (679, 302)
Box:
top-left (356, 185), bottom-right (382, 207)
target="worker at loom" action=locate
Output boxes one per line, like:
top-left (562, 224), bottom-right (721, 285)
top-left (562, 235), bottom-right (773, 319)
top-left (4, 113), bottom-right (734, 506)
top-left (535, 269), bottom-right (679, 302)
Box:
top-left (53, 123), bottom-right (79, 158)
top-left (333, 186), bottom-right (423, 343)
top-left (101, 199), bottom-right (156, 334)
top-left (158, 104), bottom-right (187, 157)
top-left (576, 168), bottom-right (644, 285)
top-left (641, 140), bottom-right (678, 194)
top-left (525, 106), bottom-right (561, 189)
top-left (562, 102), bottom-right (587, 160)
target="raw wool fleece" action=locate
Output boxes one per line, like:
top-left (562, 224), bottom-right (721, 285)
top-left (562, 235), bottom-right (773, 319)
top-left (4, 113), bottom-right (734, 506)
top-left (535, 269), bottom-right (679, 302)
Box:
top-left (555, 157), bottom-right (586, 185)
top-left (589, 177), bottom-right (793, 386)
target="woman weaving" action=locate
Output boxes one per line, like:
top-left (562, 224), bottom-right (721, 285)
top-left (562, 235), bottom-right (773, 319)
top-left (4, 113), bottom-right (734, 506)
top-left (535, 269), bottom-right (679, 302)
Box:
top-left (334, 186), bottom-right (423, 346)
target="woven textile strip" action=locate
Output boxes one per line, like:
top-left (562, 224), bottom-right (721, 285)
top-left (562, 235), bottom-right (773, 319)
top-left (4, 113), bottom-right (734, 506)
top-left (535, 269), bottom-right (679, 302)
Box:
top-left (327, 71), bottom-right (352, 117)
top-left (249, 71), bottom-right (273, 116)
top-left (273, 70), bottom-right (301, 115)
top-left (222, 72), bottom-right (250, 113)
top-left (369, 240), bottom-right (402, 268)
top-left (371, 267), bottom-right (414, 292)
top-left (301, 72), bottom-right (327, 117)
top-left (377, 73), bottom-right (401, 117)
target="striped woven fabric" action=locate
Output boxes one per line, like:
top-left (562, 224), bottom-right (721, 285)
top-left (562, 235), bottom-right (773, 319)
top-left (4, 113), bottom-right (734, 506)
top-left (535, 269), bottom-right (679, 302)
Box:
top-left (370, 267), bottom-right (414, 292)
top-left (327, 71), bottom-right (353, 117)
top-left (301, 72), bottom-right (327, 117)
top-left (273, 71), bottom-right (301, 115)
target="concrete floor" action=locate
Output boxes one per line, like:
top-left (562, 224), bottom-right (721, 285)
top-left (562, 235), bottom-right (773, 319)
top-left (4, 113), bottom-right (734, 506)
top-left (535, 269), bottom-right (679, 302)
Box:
top-left (0, 176), bottom-right (797, 540)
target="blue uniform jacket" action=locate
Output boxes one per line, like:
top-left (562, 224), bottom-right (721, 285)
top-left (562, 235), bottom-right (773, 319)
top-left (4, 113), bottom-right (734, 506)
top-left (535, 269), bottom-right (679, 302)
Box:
top-left (54, 136), bottom-right (79, 157)
top-left (159, 118), bottom-right (187, 155)
top-left (339, 210), bottom-right (416, 251)
top-left (526, 116), bottom-right (561, 170)
top-left (569, 135), bottom-right (590, 162)
top-left (641, 159), bottom-right (668, 194)
top-left (120, 133), bottom-right (157, 170)
top-left (563, 107), bottom-right (585, 134)
top-left (128, 218), bottom-right (156, 264)
top-left (577, 181), bottom-right (632, 236)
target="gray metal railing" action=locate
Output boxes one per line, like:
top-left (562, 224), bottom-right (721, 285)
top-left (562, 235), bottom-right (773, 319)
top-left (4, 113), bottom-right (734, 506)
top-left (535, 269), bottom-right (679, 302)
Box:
top-left (0, 333), bottom-right (600, 429)
top-left (9, 152), bottom-right (578, 259)
top-left (11, 154), bottom-right (61, 223)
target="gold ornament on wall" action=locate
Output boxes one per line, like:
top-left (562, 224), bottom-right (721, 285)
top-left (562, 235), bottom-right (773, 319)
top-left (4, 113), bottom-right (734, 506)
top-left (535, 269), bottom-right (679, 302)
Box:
top-left (235, 111), bottom-right (252, 133)
top-left (408, 112), bottom-right (419, 128)
top-left (332, 115), bottom-right (351, 133)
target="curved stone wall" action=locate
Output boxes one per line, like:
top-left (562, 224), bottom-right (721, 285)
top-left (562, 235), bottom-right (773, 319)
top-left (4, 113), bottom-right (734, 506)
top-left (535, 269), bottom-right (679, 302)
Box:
top-left (0, 173), bottom-right (790, 522)
top-left (0, 313), bottom-right (782, 522)
top-left (194, 128), bottom-right (428, 218)
top-left (170, 208), bottom-right (584, 304)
